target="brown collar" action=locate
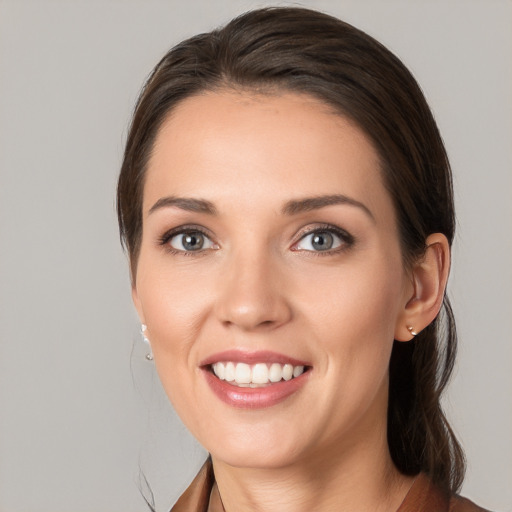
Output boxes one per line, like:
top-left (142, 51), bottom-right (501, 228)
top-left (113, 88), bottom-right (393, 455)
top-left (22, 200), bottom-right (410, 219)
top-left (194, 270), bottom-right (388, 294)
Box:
top-left (170, 459), bottom-right (488, 512)
top-left (397, 472), bottom-right (449, 511)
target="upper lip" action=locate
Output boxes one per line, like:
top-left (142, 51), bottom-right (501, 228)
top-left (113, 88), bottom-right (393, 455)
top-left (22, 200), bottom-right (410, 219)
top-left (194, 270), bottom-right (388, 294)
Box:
top-left (199, 349), bottom-right (310, 368)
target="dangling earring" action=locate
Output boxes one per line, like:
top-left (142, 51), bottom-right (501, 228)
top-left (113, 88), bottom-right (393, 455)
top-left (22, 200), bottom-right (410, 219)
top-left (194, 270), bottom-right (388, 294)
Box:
top-left (141, 324), bottom-right (153, 361)
top-left (407, 325), bottom-right (418, 337)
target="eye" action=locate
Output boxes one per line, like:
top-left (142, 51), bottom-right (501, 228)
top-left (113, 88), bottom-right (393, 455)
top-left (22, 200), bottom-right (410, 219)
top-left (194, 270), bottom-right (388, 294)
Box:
top-left (167, 230), bottom-right (216, 252)
top-left (293, 227), bottom-right (352, 252)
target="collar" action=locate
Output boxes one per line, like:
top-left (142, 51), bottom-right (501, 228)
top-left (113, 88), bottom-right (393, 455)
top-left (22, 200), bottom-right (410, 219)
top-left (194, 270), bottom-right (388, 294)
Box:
top-left (171, 459), bottom-right (479, 512)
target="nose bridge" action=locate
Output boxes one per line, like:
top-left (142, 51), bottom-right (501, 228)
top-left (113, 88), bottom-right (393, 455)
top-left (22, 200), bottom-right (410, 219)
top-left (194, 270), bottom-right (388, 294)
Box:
top-left (215, 241), bottom-right (291, 330)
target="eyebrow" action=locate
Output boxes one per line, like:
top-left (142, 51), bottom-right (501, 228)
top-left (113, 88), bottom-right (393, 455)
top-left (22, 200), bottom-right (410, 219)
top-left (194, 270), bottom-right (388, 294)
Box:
top-left (148, 196), bottom-right (217, 215)
top-left (148, 194), bottom-right (374, 221)
top-left (282, 194), bottom-right (375, 221)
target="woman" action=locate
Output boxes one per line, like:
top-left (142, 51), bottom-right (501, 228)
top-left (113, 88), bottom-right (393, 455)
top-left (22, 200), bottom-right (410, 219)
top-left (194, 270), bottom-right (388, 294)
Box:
top-left (117, 7), bottom-right (489, 512)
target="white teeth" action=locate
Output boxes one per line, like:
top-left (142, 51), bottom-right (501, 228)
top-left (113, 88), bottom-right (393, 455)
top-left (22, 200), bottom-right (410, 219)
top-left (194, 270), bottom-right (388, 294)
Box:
top-left (269, 363), bottom-right (283, 382)
top-left (213, 362), bottom-right (225, 380)
top-left (211, 361), bottom-right (306, 386)
top-left (252, 363), bottom-right (269, 384)
top-left (282, 364), bottom-right (293, 381)
top-left (293, 365), bottom-right (304, 378)
top-left (224, 362), bottom-right (235, 382)
top-left (234, 363), bottom-right (252, 384)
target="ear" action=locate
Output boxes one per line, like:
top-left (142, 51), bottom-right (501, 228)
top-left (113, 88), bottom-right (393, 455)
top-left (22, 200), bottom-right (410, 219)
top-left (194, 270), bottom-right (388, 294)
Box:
top-left (394, 233), bottom-right (450, 341)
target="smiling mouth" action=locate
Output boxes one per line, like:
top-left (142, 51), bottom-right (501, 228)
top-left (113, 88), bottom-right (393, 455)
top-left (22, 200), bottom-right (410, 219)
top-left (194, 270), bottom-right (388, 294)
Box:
top-left (210, 362), bottom-right (308, 388)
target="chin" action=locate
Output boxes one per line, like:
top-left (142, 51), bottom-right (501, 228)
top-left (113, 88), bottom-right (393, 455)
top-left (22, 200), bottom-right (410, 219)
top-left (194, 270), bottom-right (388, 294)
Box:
top-left (211, 444), bottom-right (301, 470)
top-left (202, 424), bottom-right (307, 470)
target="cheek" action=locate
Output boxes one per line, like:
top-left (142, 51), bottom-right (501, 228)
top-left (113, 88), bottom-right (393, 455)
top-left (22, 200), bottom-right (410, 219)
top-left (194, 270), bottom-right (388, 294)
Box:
top-left (135, 264), bottom-right (210, 423)
top-left (301, 254), bottom-right (403, 332)
top-left (295, 252), bottom-right (405, 382)
top-left (290, 256), bottom-right (404, 436)
top-left (134, 254), bottom-right (207, 357)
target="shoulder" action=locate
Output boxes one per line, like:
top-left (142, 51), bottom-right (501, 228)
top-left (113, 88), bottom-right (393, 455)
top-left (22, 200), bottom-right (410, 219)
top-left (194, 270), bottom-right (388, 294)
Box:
top-left (399, 472), bottom-right (492, 512)
top-left (450, 494), bottom-right (492, 512)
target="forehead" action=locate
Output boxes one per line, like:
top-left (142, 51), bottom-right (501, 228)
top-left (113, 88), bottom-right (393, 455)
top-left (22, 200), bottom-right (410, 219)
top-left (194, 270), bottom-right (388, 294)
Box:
top-left (144, 90), bottom-right (391, 219)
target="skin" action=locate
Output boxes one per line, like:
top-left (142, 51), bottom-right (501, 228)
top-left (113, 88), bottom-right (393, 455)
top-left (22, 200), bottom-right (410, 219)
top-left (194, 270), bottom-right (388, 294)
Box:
top-left (132, 90), bottom-right (450, 512)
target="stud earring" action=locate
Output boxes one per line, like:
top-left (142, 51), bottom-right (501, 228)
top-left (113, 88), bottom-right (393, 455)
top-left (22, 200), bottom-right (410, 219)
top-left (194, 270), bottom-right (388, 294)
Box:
top-left (407, 325), bottom-right (418, 337)
top-left (141, 324), bottom-right (153, 361)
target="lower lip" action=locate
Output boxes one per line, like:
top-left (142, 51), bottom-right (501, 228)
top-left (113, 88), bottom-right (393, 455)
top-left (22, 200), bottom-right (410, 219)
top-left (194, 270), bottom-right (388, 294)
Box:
top-left (202, 369), bottom-right (310, 409)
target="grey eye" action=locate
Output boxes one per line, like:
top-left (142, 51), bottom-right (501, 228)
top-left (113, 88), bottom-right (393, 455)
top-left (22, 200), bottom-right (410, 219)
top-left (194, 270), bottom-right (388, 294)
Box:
top-left (296, 230), bottom-right (342, 252)
top-left (169, 232), bottom-right (214, 252)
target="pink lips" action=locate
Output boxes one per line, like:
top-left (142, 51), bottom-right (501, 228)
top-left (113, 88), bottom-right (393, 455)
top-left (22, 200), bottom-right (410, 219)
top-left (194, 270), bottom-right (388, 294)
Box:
top-left (200, 350), bottom-right (311, 409)
top-left (200, 350), bottom-right (309, 368)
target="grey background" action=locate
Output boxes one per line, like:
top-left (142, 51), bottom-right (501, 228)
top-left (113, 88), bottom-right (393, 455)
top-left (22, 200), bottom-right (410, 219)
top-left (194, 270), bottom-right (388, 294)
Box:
top-left (0, 1), bottom-right (510, 511)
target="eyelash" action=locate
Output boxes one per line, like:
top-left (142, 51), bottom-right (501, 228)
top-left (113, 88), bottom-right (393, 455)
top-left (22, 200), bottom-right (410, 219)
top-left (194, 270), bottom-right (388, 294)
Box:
top-left (292, 223), bottom-right (355, 256)
top-left (158, 225), bottom-right (216, 256)
top-left (158, 223), bottom-right (355, 256)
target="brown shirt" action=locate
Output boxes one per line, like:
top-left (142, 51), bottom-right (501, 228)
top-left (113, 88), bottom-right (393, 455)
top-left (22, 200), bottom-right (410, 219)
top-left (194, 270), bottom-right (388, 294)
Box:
top-left (171, 460), bottom-right (490, 512)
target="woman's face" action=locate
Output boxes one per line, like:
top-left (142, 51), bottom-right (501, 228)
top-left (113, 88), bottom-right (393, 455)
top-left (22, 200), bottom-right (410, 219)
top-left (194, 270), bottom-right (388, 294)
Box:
top-left (133, 91), bottom-right (413, 469)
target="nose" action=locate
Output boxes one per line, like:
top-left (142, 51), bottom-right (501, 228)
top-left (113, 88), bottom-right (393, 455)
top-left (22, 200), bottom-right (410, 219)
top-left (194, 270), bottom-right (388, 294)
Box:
top-left (215, 248), bottom-right (292, 331)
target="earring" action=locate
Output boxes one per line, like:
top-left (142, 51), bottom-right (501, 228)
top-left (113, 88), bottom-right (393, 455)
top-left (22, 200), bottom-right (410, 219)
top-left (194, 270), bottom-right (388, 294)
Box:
top-left (141, 324), bottom-right (153, 361)
top-left (407, 326), bottom-right (418, 337)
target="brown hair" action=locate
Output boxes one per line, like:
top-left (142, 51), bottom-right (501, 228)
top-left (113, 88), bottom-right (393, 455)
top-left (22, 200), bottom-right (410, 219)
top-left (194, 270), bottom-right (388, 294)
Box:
top-left (117, 7), bottom-right (465, 492)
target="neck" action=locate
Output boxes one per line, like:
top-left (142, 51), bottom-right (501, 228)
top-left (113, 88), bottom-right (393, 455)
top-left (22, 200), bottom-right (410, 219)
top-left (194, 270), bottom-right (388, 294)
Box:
top-left (211, 405), bottom-right (414, 512)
